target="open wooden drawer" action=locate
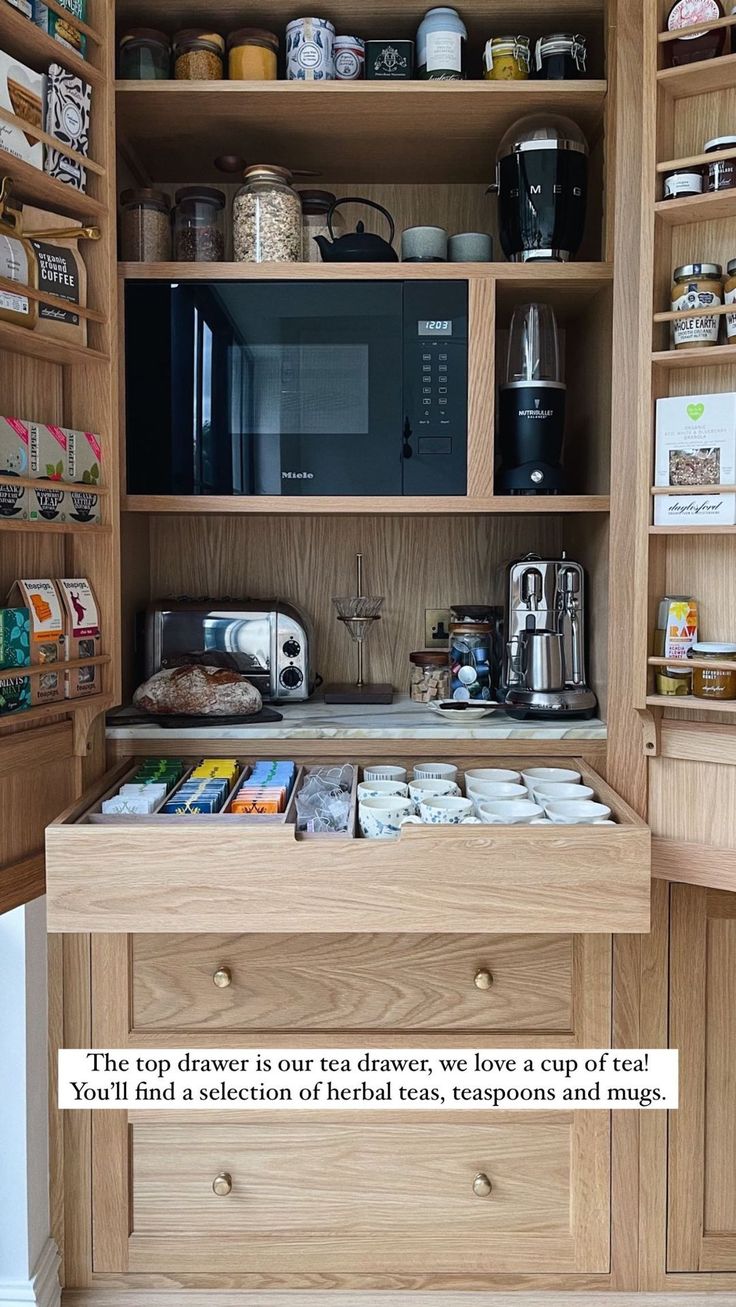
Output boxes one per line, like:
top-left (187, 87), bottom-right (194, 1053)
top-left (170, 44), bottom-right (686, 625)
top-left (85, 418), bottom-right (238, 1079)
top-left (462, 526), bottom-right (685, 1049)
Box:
top-left (45, 755), bottom-right (650, 934)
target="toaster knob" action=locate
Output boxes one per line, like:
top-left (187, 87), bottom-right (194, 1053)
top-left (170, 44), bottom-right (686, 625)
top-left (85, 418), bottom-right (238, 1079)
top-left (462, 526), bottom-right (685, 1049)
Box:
top-left (282, 638), bottom-right (301, 659)
top-left (280, 665), bottom-right (304, 689)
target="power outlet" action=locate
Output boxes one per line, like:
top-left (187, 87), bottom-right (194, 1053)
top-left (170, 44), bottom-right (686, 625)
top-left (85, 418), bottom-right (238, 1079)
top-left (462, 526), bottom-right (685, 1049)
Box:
top-left (424, 608), bottom-right (452, 649)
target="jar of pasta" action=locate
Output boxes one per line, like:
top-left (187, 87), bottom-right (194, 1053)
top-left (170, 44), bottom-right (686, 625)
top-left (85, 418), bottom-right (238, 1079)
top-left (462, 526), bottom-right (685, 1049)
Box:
top-left (227, 28), bottom-right (278, 79)
top-left (671, 262), bottom-right (723, 348)
top-left (483, 36), bottom-right (530, 79)
top-left (173, 30), bottom-right (225, 80)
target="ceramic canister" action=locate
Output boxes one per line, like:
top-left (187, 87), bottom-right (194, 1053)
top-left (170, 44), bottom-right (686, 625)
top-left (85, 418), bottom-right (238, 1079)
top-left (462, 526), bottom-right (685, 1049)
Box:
top-left (334, 35), bottom-right (365, 78)
top-left (286, 16), bottom-right (335, 80)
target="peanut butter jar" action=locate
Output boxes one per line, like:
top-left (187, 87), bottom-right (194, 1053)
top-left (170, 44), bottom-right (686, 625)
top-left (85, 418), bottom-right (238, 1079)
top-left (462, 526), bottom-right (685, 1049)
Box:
top-left (671, 262), bottom-right (723, 349)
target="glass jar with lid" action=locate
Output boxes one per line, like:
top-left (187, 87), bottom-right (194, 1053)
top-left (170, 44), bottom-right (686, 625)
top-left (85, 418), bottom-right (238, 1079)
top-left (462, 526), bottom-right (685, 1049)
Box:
top-left (666, 0), bottom-right (726, 65)
top-left (671, 262), bottom-right (723, 348)
top-left (173, 186), bottom-right (225, 261)
top-left (725, 257), bottom-right (736, 340)
top-left (173, 30), bottom-right (225, 80)
top-left (449, 620), bottom-right (493, 701)
top-left (705, 136), bottom-right (736, 192)
top-left (233, 165), bottom-right (302, 263)
top-left (299, 190), bottom-right (344, 261)
top-left (120, 188), bottom-right (171, 262)
top-left (227, 28), bottom-right (279, 79)
top-left (690, 642), bottom-right (736, 699)
top-left (409, 650), bottom-right (451, 703)
top-left (483, 36), bottom-right (530, 80)
top-left (534, 33), bottom-right (587, 78)
top-left (119, 29), bottom-right (170, 79)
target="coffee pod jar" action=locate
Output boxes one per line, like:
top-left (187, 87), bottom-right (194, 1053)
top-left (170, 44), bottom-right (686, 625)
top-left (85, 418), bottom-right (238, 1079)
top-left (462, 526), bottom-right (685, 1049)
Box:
top-left (450, 620), bottom-right (493, 701)
top-left (483, 36), bottom-right (530, 80)
top-left (690, 642), bottom-right (736, 700)
top-left (705, 136), bottom-right (736, 192)
top-left (409, 650), bottom-right (451, 703)
top-left (401, 226), bottom-right (448, 262)
top-left (173, 30), bottom-right (225, 79)
top-left (173, 186), bottom-right (225, 261)
top-left (417, 7), bottom-right (467, 79)
top-left (233, 165), bottom-right (302, 262)
top-left (120, 188), bottom-right (171, 262)
top-left (534, 33), bottom-right (587, 79)
top-left (670, 262), bottom-right (723, 348)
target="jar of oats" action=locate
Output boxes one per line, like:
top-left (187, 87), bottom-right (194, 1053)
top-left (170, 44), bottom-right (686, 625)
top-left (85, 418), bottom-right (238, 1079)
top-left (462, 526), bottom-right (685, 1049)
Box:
top-left (233, 165), bottom-right (302, 262)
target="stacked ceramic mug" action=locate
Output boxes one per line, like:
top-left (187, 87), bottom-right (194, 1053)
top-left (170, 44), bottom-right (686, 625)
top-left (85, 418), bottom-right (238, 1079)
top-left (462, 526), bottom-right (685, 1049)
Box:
top-left (465, 766), bottom-right (614, 825)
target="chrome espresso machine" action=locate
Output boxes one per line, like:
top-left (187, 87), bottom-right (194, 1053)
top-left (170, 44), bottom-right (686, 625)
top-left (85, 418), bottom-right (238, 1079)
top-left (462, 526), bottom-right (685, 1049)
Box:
top-left (503, 554), bottom-right (597, 720)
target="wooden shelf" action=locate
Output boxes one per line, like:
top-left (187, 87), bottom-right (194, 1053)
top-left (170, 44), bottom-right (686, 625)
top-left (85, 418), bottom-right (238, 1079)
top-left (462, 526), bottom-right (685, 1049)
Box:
top-left (655, 185), bottom-right (736, 226)
top-left (646, 694), bottom-right (736, 714)
top-left (658, 12), bottom-right (736, 43)
top-left (0, 1), bottom-right (103, 85)
top-left (650, 523), bottom-right (736, 534)
top-left (657, 142), bottom-right (736, 173)
top-left (0, 320), bottom-right (109, 367)
top-left (0, 146), bottom-right (103, 223)
top-left (115, 80), bottom-right (608, 184)
top-left (0, 655), bottom-right (110, 685)
top-left (649, 655), bottom-right (736, 673)
top-left (0, 518), bottom-right (111, 535)
top-left (0, 692), bottom-right (112, 733)
top-left (10, 476), bottom-right (108, 494)
top-left (657, 52), bottom-right (736, 98)
top-left (122, 494), bottom-right (611, 516)
top-left (652, 342), bottom-right (736, 369)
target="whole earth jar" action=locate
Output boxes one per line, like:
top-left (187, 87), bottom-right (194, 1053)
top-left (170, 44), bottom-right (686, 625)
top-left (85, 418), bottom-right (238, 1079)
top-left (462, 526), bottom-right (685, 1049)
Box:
top-left (233, 165), bottom-right (302, 262)
top-left (227, 28), bottom-right (278, 79)
top-left (174, 30), bottom-right (225, 80)
top-left (670, 262), bottom-right (723, 348)
top-left (483, 36), bottom-right (530, 79)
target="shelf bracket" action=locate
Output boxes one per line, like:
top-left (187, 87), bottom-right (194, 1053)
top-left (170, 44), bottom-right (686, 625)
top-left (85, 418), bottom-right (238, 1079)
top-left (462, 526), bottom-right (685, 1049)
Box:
top-left (637, 706), bottom-right (663, 758)
top-left (72, 702), bottom-right (102, 757)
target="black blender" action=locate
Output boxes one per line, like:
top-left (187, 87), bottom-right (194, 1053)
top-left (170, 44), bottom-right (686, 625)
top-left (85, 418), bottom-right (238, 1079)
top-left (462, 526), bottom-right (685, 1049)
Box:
top-left (497, 302), bottom-right (566, 495)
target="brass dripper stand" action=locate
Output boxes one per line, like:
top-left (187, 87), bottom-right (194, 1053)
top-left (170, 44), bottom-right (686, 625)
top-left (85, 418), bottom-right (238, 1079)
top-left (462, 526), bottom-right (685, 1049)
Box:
top-left (324, 553), bottom-right (393, 705)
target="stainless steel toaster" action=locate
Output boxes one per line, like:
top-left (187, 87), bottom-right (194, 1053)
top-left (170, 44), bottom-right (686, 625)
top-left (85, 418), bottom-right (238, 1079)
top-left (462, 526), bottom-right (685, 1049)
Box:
top-left (144, 599), bottom-right (314, 702)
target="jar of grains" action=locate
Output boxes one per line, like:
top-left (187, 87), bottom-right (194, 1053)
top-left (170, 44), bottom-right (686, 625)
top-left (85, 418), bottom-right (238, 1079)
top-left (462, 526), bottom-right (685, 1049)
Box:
top-left (173, 30), bottom-right (225, 79)
top-left (409, 650), bottom-right (451, 703)
top-left (173, 186), bottom-right (225, 261)
top-left (120, 188), bottom-right (171, 261)
top-left (300, 189), bottom-right (344, 261)
top-left (670, 262), bottom-right (723, 348)
top-left (227, 28), bottom-right (278, 79)
top-left (233, 165), bottom-right (302, 262)
top-left (119, 29), bottom-right (170, 79)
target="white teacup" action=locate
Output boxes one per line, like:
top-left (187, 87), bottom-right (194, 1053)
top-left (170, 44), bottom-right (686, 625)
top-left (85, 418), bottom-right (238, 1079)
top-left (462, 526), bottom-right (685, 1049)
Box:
top-left (545, 800), bottom-right (612, 825)
top-left (358, 795), bottom-right (421, 839)
top-left (413, 762), bottom-right (458, 782)
top-left (530, 781), bottom-right (595, 804)
top-left (364, 764), bottom-right (407, 783)
top-left (357, 780), bottom-right (408, 800)
top-left (477, 799), bottom-right (544, 825)
top-left (467, 780), bottom-right (527, 805)
top-left (408, 778), bottom-right (459, 812)
top-left (419, 795), bottom-right (475, 825)
top-left (521, 767), bottom-right (581, 789)
top-left (464, 767), bottom-right (521, 785)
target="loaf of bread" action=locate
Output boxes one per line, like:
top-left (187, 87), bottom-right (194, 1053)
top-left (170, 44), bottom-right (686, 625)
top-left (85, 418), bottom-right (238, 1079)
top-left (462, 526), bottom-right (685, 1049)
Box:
top-left (133, 665), bottom-right (263, 717)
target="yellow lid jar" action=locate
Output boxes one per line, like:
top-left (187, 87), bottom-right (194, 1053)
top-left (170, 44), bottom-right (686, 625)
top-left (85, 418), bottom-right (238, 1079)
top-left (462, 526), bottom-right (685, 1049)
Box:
top-left (483, 35), bottom-right (530, 80)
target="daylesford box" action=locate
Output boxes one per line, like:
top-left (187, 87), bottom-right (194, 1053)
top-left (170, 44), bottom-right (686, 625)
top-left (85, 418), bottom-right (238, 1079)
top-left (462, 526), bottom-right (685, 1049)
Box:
top-left (654, 391), bottom-right (736, 527)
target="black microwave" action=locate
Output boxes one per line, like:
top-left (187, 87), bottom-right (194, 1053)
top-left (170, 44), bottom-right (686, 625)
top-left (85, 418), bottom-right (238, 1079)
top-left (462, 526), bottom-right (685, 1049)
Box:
top-left (124, 279), bottom-right (468, 497)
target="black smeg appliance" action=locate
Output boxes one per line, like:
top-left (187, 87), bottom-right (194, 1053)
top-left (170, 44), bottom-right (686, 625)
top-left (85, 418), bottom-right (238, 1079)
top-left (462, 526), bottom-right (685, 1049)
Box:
top-left (124, 280), bottom-right (468, 497)
top-left (490, 113), bottom-right (588, 263)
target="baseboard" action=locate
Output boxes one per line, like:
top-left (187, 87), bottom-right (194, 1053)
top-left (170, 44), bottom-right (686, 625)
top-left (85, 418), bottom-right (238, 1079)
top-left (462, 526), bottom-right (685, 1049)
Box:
top-left (0, 1240), bottom-right (61, 1307)
top-left (60, 1293), bottom-right (736, 1306)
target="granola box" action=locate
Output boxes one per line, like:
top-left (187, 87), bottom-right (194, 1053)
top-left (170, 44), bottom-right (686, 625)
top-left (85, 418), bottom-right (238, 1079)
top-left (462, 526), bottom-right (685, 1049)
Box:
top-left (0, 49), bottom-right (44, 169)
top-left (7, 579), bottom-right (64, 703)
top-left (56, 577), bottom-right (100, 698)
top-left (654, 391), bottom-right (736, 528)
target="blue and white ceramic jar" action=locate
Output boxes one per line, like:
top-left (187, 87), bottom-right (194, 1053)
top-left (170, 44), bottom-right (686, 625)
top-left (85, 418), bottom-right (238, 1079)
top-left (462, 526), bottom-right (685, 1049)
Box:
top-left (286, 16), bottom-right (335, 80)
top-left (416, 6), bottom-right (467, 79)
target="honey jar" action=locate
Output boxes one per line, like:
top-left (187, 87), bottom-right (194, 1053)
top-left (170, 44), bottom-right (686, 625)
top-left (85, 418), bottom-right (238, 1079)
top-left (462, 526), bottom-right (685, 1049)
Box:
top-left (690, 641), bottom-right (736, 699)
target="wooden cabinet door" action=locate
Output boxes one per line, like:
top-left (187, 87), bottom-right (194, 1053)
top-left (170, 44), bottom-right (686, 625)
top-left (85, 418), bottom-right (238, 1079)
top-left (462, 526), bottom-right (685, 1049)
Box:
top-left (669, 885), bottom-right (736, 1271)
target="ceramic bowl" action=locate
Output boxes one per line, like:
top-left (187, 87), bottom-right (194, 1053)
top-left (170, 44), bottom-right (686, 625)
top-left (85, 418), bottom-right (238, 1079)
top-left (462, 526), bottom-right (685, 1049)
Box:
top-left (544, 800), bottom-right (612, 825)
top-left (413, 762), bottom-right (458, 782)
top-left (477, 799), bottom-right (544, 825)
top-left (418, 795), bottom-right (475, 825)
top-left (464, 767), bottom-right (521, 785)
top-left (467, 780), bottom-right (527, 804)
top-left (408, 778), bottom-right (460, 813)
top-left (521, 767), bottom-right (581, 790)
top-left (529, 781), bottom-right (595, 804)
top-left (358, 795), bottom-right (420, 839)
top-left (357, 780), bottom-right (409, 800)
top-left (363, 764), bottom-right (408, 783)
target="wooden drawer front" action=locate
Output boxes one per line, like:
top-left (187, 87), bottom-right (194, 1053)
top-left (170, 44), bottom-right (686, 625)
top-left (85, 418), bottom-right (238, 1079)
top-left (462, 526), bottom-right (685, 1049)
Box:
top-left (132, 932), bottom-right (574, 1034)
top-left (128, 1115), bottom-right (609, 1274)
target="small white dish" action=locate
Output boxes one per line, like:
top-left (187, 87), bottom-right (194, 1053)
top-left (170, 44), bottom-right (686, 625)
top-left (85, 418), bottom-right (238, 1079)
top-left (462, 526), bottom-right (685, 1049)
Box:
top-left (413, 762), bottom-right (458, 782)
top-left (364, 765), bottom-right (407, 783)
top-left (477, 799), bottom-right (544, 825)
top-left (545, 800), bottom-right (612, 825)
top-left (530, 782), bottom-right (595, 804)
top-left (426, 700), bottom-right (502, 722)
top-left (465, 767), bottom-right (521, 785)
top-left (521, 767), bottom-right (581, 789)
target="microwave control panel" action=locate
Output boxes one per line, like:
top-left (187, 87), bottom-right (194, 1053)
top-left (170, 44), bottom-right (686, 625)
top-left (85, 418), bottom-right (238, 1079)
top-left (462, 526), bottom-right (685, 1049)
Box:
top-left (403, 282), bottom-right (468, 494)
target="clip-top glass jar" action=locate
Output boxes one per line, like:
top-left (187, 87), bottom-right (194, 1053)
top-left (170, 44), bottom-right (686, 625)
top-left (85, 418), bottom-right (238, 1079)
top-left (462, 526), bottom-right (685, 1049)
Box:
top-left (120, 188), bottom-right (171, 262)
top-left (483, 36), bottom-right (530, 80)
top-left (409, 650), bottom-right (451, 703)
top-left (227, 28), bottom-right (278, 79)
top-left (299, 190), bottom-right (344, 262)
top-left (671, 262), bottom-right (723, 348)
top-left (534, 33), bottom-right (587, 78)
top-left (233, 165), bottom-right (302, 263)
top-left (119, 29), bottom-right (170, 79)
top-left (173, 30), bottom-right (225, 80)
top-left (173, 186), bottom-right (225, 261)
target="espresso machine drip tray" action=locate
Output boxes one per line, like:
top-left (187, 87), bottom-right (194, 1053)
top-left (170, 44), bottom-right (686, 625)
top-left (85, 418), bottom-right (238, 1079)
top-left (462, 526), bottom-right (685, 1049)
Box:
top-left (504, 686), bottom-right (598, 720)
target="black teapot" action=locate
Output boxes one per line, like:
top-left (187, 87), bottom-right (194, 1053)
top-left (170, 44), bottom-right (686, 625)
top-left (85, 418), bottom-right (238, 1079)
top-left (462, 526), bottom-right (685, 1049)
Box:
top-left (314, 196), bottom-right (398, 262)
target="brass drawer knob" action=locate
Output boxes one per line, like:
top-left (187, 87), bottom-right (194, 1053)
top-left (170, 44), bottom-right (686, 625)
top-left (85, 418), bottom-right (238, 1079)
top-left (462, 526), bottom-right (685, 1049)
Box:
top-left (213, 966), bottom-right (232, 989)
top-left (212, 1172), bottom-right (232, 1196)
top-left (474, 968), bottom-right (493, 991)
top-left (473, 1172), bottom-right (492, 1198)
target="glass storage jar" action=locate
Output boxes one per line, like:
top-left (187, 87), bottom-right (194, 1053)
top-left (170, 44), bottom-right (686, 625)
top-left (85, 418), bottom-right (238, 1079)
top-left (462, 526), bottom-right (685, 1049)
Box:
top-left (705, 136), bottom-right (736, 191)
top-left (690, 642), bottom-right (736, 699)
top-left (409, 650), bottom-right (451, 702)
top-left (233, 165), bottom-right (302, 263)
top-left (449, 620), bottom-right (493, 701)
top-left (725, 257), bottom-right (736, 339)
top-left (534, 33), bottom-right (587, 78)
top-left (173, 30), bottom-right (225, 80)
top-left (663, 166), bottom-right (703, 199)
top-left (119, 29), bottom-right (170, 79)
top-left (173, 186), bottom-right (225, 261)
top-left (666, 0), bottom-right (726, 64)
top-left (300, 190), bottom-right (343, 261)
top-left (227, 28), bottom-right (278, 79)
top-left (120, 188), bottom-right (171, 262)
top-left (483, 36), bottom-right (530, 79)
top-left (671, 262), bottom-right (723, 348)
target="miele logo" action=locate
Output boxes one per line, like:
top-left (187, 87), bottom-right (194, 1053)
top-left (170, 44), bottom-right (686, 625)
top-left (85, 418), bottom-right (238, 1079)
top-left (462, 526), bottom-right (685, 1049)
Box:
top-left (282, 471), bottom-right (314, 480)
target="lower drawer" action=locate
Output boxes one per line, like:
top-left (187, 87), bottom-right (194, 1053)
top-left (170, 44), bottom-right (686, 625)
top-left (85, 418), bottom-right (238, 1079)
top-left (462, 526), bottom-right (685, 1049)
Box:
top-left (132, 932), bottom-right (575, 1034)
top-left (127, 1114), bottom-right (609, 1274)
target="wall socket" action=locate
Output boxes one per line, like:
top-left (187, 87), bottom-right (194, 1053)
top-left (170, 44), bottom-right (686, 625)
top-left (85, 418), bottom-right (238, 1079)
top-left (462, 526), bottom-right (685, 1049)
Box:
top-left (424, 608), bottom-right (452, 649)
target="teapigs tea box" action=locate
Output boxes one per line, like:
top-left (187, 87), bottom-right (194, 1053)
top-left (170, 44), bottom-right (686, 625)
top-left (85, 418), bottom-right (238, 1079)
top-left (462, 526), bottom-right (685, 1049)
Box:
top-left (6, 579), bottom-right (64, 703)
top-left (654, 391), bottom-right (736, 527)
top-left (56, 578), bottom-right (100, 698)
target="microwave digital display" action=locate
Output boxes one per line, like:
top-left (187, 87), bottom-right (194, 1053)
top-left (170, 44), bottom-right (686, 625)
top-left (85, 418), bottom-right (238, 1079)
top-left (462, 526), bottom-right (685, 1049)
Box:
top-left (418, 319), bottom-right (453, 335)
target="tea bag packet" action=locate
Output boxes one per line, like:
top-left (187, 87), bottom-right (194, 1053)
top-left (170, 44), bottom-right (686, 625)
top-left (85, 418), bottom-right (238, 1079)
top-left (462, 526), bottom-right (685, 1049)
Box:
top-left (162, 778), bottom-right (229, 814)
top-left (44, 64), bottom-right (92, 192)
top-left (131, 758), bottom-right (185, 790)
top-left (102, 793), bottom-right (158, 815)
top-left (7, 579), bottom-right (64, 704)
top-left (56, 577), bottom-right (100, 698)
top-left (119, 782), bottom-right (168, 802)
top-left (230, 760), bottom-right (296, 814)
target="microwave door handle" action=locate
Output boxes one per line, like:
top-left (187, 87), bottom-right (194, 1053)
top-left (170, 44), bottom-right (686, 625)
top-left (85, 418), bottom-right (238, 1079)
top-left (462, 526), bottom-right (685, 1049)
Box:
top-left (402, 416), bottom-right (413, 460)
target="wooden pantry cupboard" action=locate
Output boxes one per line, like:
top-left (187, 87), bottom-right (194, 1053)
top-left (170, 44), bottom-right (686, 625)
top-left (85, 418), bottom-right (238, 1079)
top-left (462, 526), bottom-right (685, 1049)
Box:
top-left (0, 0), bottom-right (734, 1298)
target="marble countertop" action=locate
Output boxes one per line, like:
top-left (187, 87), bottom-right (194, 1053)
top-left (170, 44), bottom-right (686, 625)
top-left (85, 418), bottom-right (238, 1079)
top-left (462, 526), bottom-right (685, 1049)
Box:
top-left (106, 695), bottom-right (607, 742)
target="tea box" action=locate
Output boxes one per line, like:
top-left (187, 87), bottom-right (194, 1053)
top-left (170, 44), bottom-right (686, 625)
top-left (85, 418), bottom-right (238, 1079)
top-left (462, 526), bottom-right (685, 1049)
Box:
top-left (0, 481), bottom-right (27, 519)
top-left (0, 606), bottom-right (30, 669)
top-left (6, 579), bottom-right (64, 703)
top-left (56, 577), bottom-right (100, 698)
top-left (654, 391), bottom-right (736, 527)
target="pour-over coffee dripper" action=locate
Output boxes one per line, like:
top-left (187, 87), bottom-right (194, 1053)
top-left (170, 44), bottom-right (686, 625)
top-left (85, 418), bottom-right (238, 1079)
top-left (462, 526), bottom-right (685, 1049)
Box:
top-left (323, 554), bottom-right (393, 705)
